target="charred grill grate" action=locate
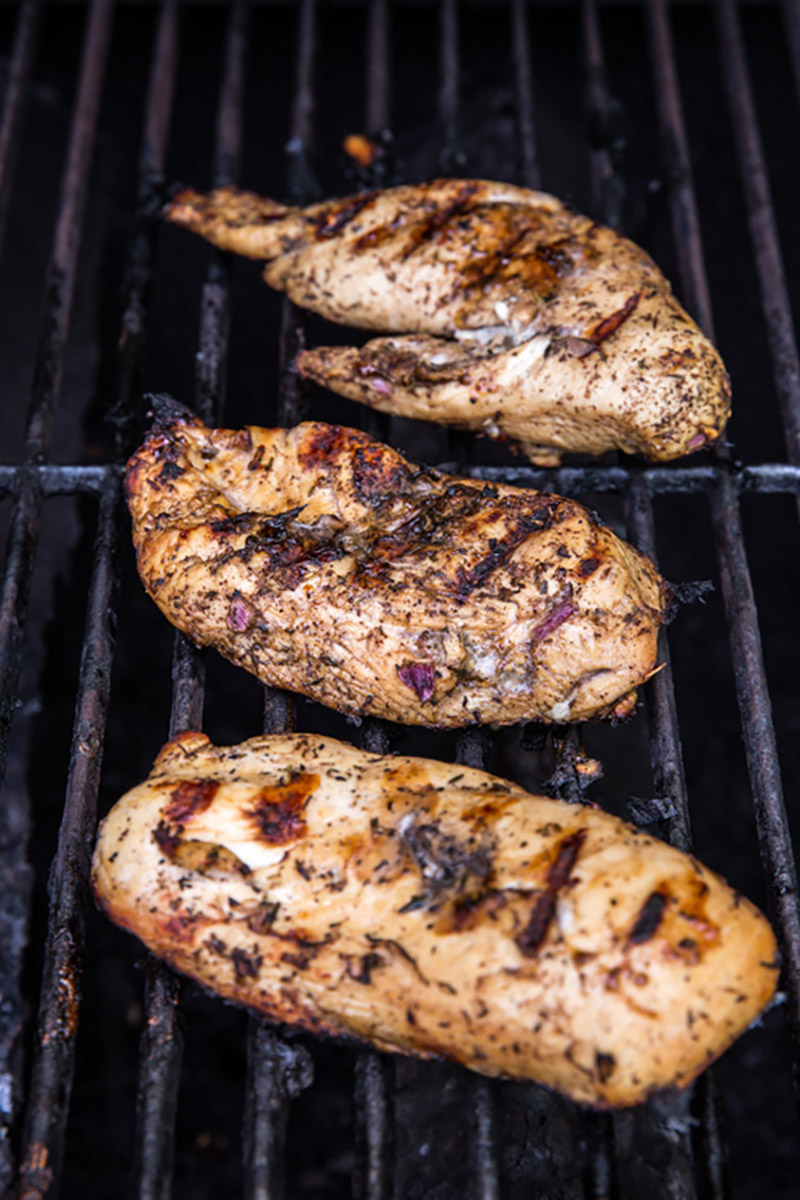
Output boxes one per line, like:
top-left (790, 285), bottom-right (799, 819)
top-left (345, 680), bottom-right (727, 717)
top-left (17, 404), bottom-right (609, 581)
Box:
top-left (0, 1), bottom-right (798, 1197)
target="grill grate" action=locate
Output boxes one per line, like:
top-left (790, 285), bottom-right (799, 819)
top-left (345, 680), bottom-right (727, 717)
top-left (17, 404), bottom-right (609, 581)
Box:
top-left (0, 2), bottom-right (798, 1198)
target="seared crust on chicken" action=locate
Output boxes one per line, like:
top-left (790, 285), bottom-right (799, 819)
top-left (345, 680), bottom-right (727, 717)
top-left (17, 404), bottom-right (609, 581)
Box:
top-left (165, 179), bottom-right (730, 463)
top-left (125, 395), bottom-right (668, 727)
top-left (92, 732), bottom-right (778, 1108)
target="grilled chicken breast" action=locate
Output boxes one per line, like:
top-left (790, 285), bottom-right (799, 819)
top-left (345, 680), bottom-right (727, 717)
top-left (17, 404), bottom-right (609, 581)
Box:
top-left (126, 395), bottom-right (668, 728)
top-left (92, 732), bottom-right (778, 1108)
top-left (165, 179), bottom-right (730, 463)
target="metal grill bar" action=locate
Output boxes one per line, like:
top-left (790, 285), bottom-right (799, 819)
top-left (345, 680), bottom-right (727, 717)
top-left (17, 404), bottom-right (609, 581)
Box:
top-left (367, 0), bottom-right (390, 132)
top-left (0, 1), bottom-right (115, 1189)
top-left (717, 0), bottom-right (800, 465)
top-left (439, 0), bottom-right (460, 172)
top-left (0, 0), bottom-right (43, 255)
top-left (243, 3), bottom-right (326, 1195)
top-left (278, 0), bottom-right (316, 428)
top-left (19, 7), bottom-right (180, 1187)
top-left (781, 0), bottom-right (800, 107)
top-left (0, 457), bottom-right (755, 504)
top-left (110, 0), bottom-right (180, 455)
top-left (647, 0), bottom-right (714, 334)
top-left (132, 6), bottom-right (249, 1197)
top-left (0, 0), bottom-right (113, 788)
top-left (18, 474), bottom-right (121, 1199)
top-left (588, 7), bottom-right (698, 1193)
top-left (455, 730), bottom-right (500, 1200)
top-left (511, 0), bottom-right (539, 189)
top-left (1, 459), bottom-right (800, 499)
top-left (649, 0), bottom-right (800, 1082)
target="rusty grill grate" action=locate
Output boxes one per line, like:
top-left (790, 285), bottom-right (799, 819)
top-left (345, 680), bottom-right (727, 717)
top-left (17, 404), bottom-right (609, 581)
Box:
top-left (0, 1), bottom-right (799, 1197)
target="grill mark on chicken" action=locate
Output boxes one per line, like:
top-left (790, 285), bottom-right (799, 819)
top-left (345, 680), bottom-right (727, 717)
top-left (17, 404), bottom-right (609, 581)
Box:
top-left (628, 891), bottom-right (669, 946)
top-left (454, 502), bottom-right (559, 600)
top-left (314, 191), bottom-right (378, 240)
top-left (516, 830), bottom-right (586, 956)
top-left (246, 773), bottom-right (318, 844)
top-left (165, 779), bottom-right (219, 827)
top-left (399, 183), bottom-right (481, 260)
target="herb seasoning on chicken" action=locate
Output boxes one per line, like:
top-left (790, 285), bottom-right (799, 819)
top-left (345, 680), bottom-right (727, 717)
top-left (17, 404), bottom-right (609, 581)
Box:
top-left (165, 179), bottom-right (730, 464)
top-left (92, 732), bottom-right (778, 1108)
top-left (125, 395), bottom-right (668, 728)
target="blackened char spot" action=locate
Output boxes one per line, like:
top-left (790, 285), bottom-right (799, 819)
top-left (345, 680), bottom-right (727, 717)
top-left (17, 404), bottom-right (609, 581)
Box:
top-left (297, 424), bottom-right (351, 468)
top-left (164, 780), bottom-right (219, 827)
top-left (346, 952), bottom-right (384, 985)
top-left (516, 830), bottom-right (586, 957)
top-left (153, 820), bottom-right (180, 857)
top-left (246, 773), bottom-right (319, 844)
top-left (454, 502), bottom-right (560, 601)
top-left (157, 460), bottom-right (185, 484)
top-left (246, 902), bottom-right (280, 934)
top-left (577, 556), bottom-right (600, 578)
top-left (628, 891), bottom-right (668, 945)
top-left (595, 1052), bottom-right (616, 1082)
top-left (400, 819), bottom-right (494, 900)
top-left (314, 191), bottom-right (378, 240)
top-left (352, 444), bottom-right (410, 506)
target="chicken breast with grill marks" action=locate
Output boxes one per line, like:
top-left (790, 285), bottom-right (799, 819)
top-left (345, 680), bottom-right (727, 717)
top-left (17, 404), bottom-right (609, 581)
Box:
top-left (125, 394), bottom-right (668, 728)
top-left (92, 731), bottom-right (779, 1108)
top-left (165, 179), bottom-right (730, 463)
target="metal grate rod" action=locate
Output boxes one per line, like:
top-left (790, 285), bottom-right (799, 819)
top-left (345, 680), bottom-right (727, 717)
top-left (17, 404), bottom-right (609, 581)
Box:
top-left (0, 458), bottom-right (799, 504)
top-left (111, 0), bottom-right (181, 456)
top-left (455, 730), bottom-right (500, 1200)
top-left (647, 0), bottom-right (713, 335)
top-left (278, 0), bottom-right (317, 429)
top-left (134, 4), bottom-right (251, 1197)
top-left (0, 0), bottom-right (114, 793)
top-left (511, 0), bottom-right (539, 190)
top-left (366, 0), bottom-right (390, 133)
top-left (0, 1), bottom-right (115, 1189)
top-left (648, 0), bottom-right (800, 1086)
top-left (16, 473), bottom-right (121, 1199)
top-left (439, 0), bottom-right (460, 172)
top-left (0, 0), bottom-right (44, 255)
top-left (716, 0), bottom-right (800, 465)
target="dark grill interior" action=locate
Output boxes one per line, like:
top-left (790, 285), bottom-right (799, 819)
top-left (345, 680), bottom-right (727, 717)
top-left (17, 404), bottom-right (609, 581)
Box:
top-left (1, 1), bottom-right (799, 1197)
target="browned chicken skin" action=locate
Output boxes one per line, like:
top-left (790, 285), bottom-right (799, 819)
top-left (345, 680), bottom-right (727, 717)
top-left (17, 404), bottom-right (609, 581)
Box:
top-left (92, 731), bottom-right (778, 1108)
top-left (125, 395), bottom-right (669, 728)
top-left (165, 179), bottom-right (731, 463)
